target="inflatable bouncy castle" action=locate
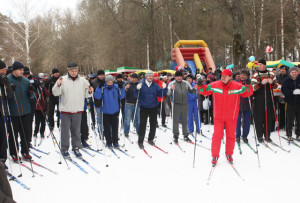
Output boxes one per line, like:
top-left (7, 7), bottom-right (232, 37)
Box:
top-left (170, 40), bottom-right (216, 74)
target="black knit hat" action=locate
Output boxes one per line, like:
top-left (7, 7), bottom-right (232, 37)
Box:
top-left (52, 68), bottom-right (59, 74)
top-left (186, 74), bottom-right (194, 80)
top-left (0, 60), bottom-right (6, 69)
top-left (23, 67), bottom-right (30, 75)
top-left (131, 73), bottom-right (138, 78)
top-left (258, 59), bottom-right (266, 65)
top-left (6, 66), bottom-right (12, 75)
top-left (240, 70), bottom-right (249, 76)
top-left (175, 71), bottom-right (183, 77)
top-left (116, 73), bottom-right (123, 79)
top-left (97, 70), bottom-right (105, 75)
top-left (12, 61), bottom-right (24, 71)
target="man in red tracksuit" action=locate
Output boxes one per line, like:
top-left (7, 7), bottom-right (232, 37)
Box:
top-left (199, 69), bottom-right (253, 166)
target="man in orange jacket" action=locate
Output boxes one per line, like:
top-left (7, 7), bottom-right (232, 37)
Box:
top-left (199, 69), bottom-right (253, 166)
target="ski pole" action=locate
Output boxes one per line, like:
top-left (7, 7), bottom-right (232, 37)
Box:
top-left (90, 95), bottom-right (101, 151)
top-left (264, 85), bottom-right (269, 145)
top-left (269, 83), bottom-right (282, 146)
top-left (132, 89), bottom-right (140, 134)
top-left (247, 91), bottom-right (261, 167)
top-left (193, 94), bottom-right (201, 168)
top-left (0, 88), bottom-right (14, 175)
top-left (11, 87), bottom-right (35, 177)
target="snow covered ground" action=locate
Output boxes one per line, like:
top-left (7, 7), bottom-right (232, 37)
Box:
top-left (7, 119), bottom-right (300, 203)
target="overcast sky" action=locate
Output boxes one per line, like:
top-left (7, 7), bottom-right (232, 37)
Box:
top-left (0, 0), bottom-right (79, 21)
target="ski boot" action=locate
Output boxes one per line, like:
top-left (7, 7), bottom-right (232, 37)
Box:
top-left (138, 143), bottom-right (144, 149)
top-left (226, 155), bottom-right (233, 164)
top-left (184, 135), bottom-right (192, 142)
top-left (287, 136), bottom-right (294, 142)
top-left (148, 140), bottom-right (155, 146)
top-left (211, 157), bottom-right (218, 167)
top-left (242, 137), bottom-right (248, 144)
top-left (21, 152), bottom-right (32, 161)
top-left (73, 148), bottom-right (82, 158)
top-left (236, 137), bottom-right (240, 143)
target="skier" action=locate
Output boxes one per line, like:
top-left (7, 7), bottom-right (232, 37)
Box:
top-left (186, 74), bottom-right (200, 135)
top-left (153, 72), bottom-right (167, 127)
top-left (235, 70), bottom-right (253, 143)
top-left (135, 70), bottom-right (168, 149)
top-left (0, 61), bottom-right (13, 167)
top-left (7, 62), bottom-right (35, 161)
top-left (167, 71), bottom-right (197, 143)
top-left (94, 75), bottom-right (125, 148)
top-left (199, 69), bottom-right (253, 165)
top-left (281, 66), bottom-right (300, 141)
top-left (45, 68), bottom-right (60, 131)
top-left (251, 59), bottom-right (278, 143)
top-left (52, 62), bottom-right (93, 157)
top-left (123, 73), bottom-right (140, 137)
top-left (276, 65), bottom-right (288, 129)
top-left (92, 70), bottom-right (105, 133)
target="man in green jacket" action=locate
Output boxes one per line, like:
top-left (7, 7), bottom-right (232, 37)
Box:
top-left (7, 62), bottom-right (35, 161)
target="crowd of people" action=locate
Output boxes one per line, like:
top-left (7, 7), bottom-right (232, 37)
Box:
top-left (0, 59), bottom-right (300, 169)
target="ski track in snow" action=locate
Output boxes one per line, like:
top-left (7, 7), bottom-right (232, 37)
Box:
top-left (8, 119), bottom-right (300, 203)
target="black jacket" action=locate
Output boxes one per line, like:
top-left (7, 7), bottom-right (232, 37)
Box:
top-left (281, 75), bottom-right (300, 104)
top-left (124, 81), bottom-right (138, 104)
top-left (45, 76), bottom-right (59, 102)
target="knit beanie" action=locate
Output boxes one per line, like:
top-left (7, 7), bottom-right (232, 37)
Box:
top-left (97, 70), bottom-right (105, 75)
top-left (175, 71), bottom-right (183, 77)
top-left (105, 75), bottom-right (114, 82)
top-left (116, 73), bottom-right (123, 79)
top-left (23, 67), bottom-right (30, 75)
top-left (52, 68), bottom-right (60, 74)
top-left (12, 61), bottom-right (24, 71)
top-left (258, 59), bottom-right (266, 65)
top-left (0, 60), bottom-right (6, 69)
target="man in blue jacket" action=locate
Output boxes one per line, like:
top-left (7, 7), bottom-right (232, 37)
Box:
top-left (281, 66), bottom-right (300, 141)
top-left (187, 74), bottom-right (200, 135)
top-left (94, 75), bottom-right (125, 148)
top-left (7, 62), bottom-right (35, 161)
top-left (136, 70), bottom-right (168, 149)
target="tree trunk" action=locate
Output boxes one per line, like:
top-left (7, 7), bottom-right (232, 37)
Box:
top-left (258, 0), bottom-right (264, 49)
top-left (293, 0), bottom-right (300, 61)
top-left (280, 0), bottom-right (285, 59)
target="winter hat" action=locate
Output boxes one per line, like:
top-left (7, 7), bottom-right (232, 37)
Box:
top-left (88, 73), bottom-right (97, 79)
top-left (175, 71), bottom-right (183, 77)
top-left (279, 65), bottom-right (288, 71)
top-left (105, 75), bottom-right (114, 82)
top-left (153, 72), bottom-right (159, 78)
top-left (97, 70), bottom-right (105, 75)
top-left (116, 73), bottom-right (123, 79)
top-left (131, 73), bottom-right (138, 79)
top-left (0, 60), bottom-right (6, 69)
top-left (289, 66), bottom-right (298, 74)
top-left (221, 69), bottom-right (233, 76)
top-left (240, 70), bottom-right (249, 76)
top-left (145, 70), bottom-right (154, 77)
top-left (6, 66), bottom-right (12, 75)
top-left (52, 68), bottom-right (59, 74)
top-left (67, 62), bottom-right (78, 70)
top-left (186, 74), bottom-right (194, 80)
top-left (207, 74), bottom-right (214, 80)
top-left (12, 61), bottom-right (24, 71)
top-left (23, 67), bottom-right (30, 75)
top-left (38, 73), bottom-right (45, 78)
top-left (258, 59), bottom-right (266, 65)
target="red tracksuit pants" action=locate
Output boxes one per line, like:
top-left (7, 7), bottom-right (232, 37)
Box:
top-left (211, 118), bottom-right (237, 157)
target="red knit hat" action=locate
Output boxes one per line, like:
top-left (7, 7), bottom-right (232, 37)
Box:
top-left (221, 69), bottom-right (233, 76)
top-left (154, 72), bottom-right (159, 78)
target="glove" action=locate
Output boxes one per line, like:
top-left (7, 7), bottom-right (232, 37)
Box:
top-left (117, 82), bottom-right (123, 89)
top-left (91, 123), bottom-right (95, 130)
top-left (241, 85), bottom-right (246, 94)
top-left (10, 83), bottom-right (16, 91)
top-left (136, 83), bottom-right (142, 90)
top-left (293, 89), bottom-right (300, 95)
top-left (28, 85), bottom-right (35, 92)
top-left (162, 82), bottom-right (167, 89)
top-left (197, 78), bottom-right (203, 86)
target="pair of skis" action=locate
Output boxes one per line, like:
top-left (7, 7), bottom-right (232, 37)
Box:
top-left (207, 160), bottom-right (245, 185)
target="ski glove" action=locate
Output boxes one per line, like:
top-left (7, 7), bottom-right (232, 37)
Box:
top-left (136, 83), bottom-right (142, 90)
top-left (293, 89), bottom-right (300, 95)
top-left (162, 82), bottom-right (167, 89)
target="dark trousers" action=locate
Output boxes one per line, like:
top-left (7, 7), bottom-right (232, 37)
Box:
top-left (34, 110), bottom-right (46, 137)
top-left (103, 112), bottom-right (119, 146)
top-left (278, 102), bottom-right (286, 129)
top-left (253, 105), bottom-right (273, 140)
top-left (8, 114), bottom-right (32, 155)
top-left (236, 111), bottom-right (251, 138)
top-left (0, 116), bottom-right (7, 161)
top-left (89, 98), bottom-right (96, 126)
top-left (286, 103), bottom-right (300, 138)
top-left (138, 107), bottom-right (157, 144)
top-left (81, 110), bottom-right (89, 142)
top-left (157, 102), bottom-right (166, 125)
top-left (48, 99), bottom-right (59, 129)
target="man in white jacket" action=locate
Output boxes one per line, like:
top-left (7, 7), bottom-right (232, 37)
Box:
top-left (52, 62), bottom-right (93, 157)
